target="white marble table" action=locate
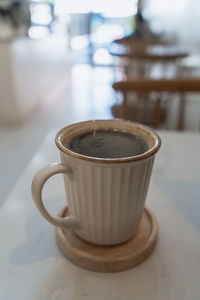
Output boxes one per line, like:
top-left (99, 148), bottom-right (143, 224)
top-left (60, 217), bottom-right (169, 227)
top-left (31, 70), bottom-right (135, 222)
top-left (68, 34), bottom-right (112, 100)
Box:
top-left (0, 130), bottom-right (200, 300)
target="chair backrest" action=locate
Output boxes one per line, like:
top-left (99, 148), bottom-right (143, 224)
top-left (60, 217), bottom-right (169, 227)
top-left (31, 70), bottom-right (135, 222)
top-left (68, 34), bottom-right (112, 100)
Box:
top-left (112, 78), bottom-right (200, 130)
top-left (112, 78), bottom-right (200, 93)
top-left (113, 39), bottom-right (168, 49)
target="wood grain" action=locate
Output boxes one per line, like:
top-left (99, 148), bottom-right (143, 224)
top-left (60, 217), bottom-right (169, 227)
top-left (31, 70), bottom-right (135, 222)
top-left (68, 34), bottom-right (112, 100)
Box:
top-left (112, 78), bottom-right (200, 93)
top-left (56, 206), bottom-right (158, 272)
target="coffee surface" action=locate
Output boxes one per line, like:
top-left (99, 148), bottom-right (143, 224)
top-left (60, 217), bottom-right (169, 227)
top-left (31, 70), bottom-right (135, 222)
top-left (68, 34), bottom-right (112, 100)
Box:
top-left (66, 130), bottom-right (149, 159)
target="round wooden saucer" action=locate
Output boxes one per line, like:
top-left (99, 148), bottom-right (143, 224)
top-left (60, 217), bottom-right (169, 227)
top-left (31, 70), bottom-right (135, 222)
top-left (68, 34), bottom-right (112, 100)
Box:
top-left (56, 206), bottom-right (158, 272)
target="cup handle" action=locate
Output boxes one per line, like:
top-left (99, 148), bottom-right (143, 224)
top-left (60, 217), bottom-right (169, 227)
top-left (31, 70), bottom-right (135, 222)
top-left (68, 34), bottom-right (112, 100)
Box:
top-left (31, 163), bottom-right (80, 230)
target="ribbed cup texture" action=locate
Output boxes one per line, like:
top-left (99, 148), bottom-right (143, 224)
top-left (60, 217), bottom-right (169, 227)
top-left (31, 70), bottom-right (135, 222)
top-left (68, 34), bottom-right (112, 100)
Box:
top-left (61, 153), bottom-right (155, 245)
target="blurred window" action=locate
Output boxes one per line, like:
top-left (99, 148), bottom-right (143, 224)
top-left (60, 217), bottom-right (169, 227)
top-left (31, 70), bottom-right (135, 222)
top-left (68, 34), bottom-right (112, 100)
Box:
top-left (54, 0), bottom-right (137, 17)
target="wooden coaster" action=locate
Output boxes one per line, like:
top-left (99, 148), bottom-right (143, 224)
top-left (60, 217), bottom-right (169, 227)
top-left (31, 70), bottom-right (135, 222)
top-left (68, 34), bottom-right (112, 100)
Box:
top-left (56, 206), bottom-right (158, 272)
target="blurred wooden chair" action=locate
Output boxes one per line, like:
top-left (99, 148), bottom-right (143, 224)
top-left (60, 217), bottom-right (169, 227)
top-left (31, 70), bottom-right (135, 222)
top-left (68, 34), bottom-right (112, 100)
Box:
top-left (112, 78), bottom-right (200, 130)
top-left (113, 38), bottom-right (167, 49)
top-left (109, 42), bottom-right (188, 79)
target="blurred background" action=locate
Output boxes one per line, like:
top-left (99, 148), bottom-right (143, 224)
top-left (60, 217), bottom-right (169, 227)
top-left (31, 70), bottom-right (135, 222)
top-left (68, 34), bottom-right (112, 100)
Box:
top-left (1, 0), bottom-right (200, 202)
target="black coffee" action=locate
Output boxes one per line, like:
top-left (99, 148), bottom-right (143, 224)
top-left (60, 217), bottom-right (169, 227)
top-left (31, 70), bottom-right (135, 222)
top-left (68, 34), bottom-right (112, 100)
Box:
top-left (66, 130), bottom-right (149, 159)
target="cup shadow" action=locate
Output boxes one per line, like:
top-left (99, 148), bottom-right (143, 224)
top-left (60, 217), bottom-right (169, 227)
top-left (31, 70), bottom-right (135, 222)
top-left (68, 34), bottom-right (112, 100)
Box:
top-left (8, 196), bottom-right (65, 266)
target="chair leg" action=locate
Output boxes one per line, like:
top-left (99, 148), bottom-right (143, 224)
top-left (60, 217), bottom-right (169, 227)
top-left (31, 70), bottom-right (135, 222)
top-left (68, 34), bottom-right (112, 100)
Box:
top-left (177, 94), bottom-right (185, 131)
top-left (121, 92), bottom-right (127, 119)
top-left (155, 98), bottom-right (161, 129)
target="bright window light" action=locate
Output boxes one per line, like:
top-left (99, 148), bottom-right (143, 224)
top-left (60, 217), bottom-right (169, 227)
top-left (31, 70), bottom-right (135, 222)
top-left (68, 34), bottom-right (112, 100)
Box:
top-left (93, 48), bottom-right (113, 65)
top-left (70, 35), bottom-right (89, 50)
top-left (55, 0), bottom-right (137, 17)
top-left (28, 26), bottom-right (50, 39)
top-left (30, 3), bottom-right (52, 25)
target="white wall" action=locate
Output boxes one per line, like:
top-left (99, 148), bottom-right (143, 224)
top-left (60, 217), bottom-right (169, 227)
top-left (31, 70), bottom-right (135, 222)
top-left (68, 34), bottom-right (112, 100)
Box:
top-left (144, 0), bottom-right (200, 50)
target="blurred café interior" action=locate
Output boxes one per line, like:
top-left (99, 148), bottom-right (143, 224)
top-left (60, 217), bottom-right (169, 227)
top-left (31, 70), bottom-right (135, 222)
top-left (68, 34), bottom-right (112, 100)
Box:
top-left (1, 0), bottom-right (200, 202)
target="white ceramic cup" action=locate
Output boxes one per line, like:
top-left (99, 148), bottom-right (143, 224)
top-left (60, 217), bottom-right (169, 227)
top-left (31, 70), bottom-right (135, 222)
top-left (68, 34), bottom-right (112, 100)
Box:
top-left (32, 119), bottom-right (161, 245)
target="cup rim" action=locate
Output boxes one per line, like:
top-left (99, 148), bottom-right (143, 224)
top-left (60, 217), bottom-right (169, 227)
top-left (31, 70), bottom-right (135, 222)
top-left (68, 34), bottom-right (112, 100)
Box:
top-left (55, 119), bottom-right (161, 164)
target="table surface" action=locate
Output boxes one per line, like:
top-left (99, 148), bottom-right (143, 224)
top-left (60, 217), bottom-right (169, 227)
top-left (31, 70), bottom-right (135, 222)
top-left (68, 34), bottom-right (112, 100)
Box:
top-left (1, 130), bottom-right (200, 300)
